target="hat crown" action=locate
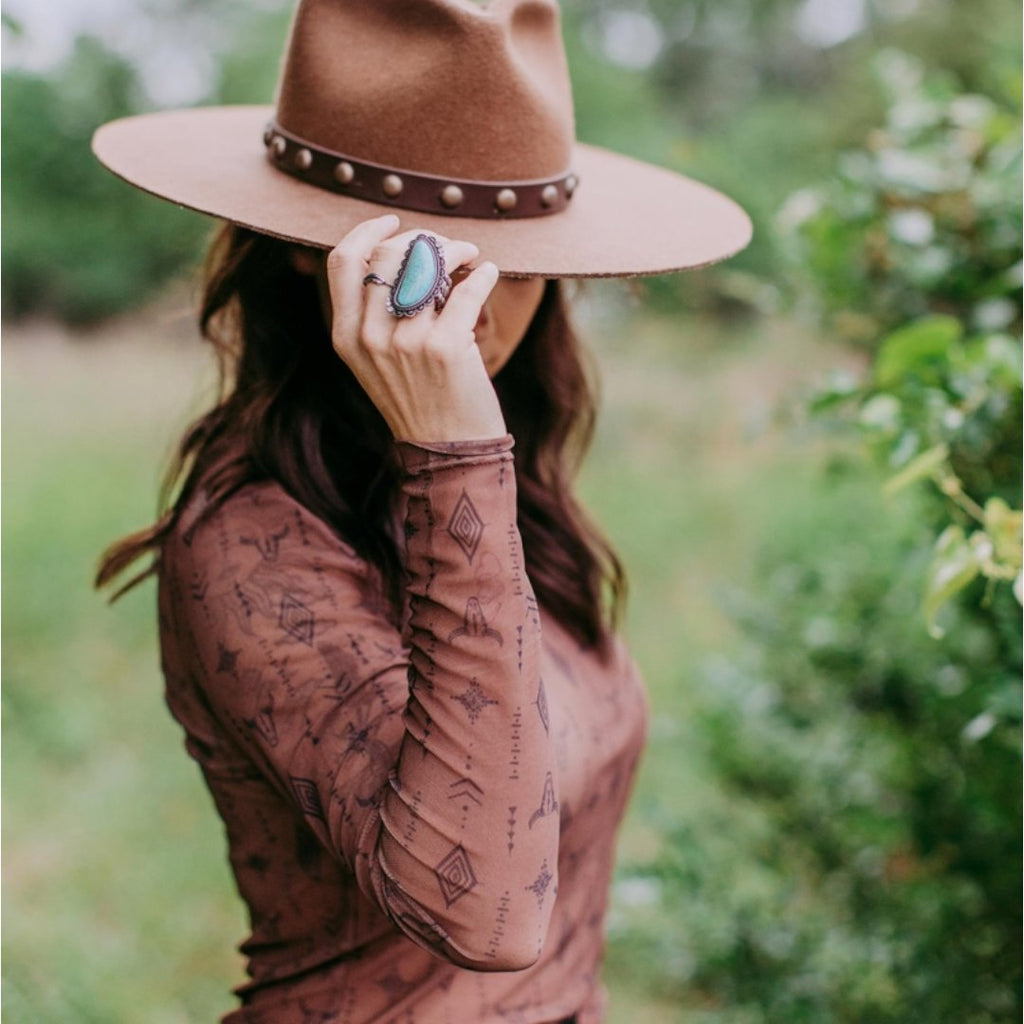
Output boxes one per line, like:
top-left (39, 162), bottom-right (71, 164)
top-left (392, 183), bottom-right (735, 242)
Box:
top-left (274, 0), bottom-right (575, 181)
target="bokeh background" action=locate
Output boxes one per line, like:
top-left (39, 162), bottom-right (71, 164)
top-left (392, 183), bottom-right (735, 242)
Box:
top-left (2, 0), bottom-right (1021, 1020)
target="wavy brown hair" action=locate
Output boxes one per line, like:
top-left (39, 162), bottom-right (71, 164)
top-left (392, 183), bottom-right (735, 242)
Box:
top-left (97, 224), bottom-right (625, 654)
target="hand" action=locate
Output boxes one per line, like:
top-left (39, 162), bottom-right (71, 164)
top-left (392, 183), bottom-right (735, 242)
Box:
top-left (326, 214), bottom-right (506, 443)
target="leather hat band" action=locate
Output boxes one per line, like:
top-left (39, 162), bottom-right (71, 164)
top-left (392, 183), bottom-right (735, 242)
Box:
top-left (264, 122), bottom-right (578, 220)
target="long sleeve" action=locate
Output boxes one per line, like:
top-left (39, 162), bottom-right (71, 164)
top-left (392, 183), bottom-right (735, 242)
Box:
top-left (161, 436), bottom-right (559, 971)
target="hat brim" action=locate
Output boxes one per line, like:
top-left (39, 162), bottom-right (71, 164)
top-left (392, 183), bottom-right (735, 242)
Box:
top-left (92, 106), bottom-right (752, 278)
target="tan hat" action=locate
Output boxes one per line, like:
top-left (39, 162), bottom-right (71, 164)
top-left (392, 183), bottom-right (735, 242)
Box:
top-left (91, 0), bottom-right (752, 278)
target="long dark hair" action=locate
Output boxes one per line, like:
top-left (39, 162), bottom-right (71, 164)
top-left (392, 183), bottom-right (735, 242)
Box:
top-left (97, 224), bottom-right (625, 654)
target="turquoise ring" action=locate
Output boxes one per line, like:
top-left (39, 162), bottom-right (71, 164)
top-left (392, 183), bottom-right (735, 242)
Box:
top-left (385, 234), bottom-right (452, 318)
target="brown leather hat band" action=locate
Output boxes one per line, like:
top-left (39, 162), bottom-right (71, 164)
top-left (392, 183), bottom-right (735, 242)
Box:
top-left (264, 122), bottom-right (578, 220)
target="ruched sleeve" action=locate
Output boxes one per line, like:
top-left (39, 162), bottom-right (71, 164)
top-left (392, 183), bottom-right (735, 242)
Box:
top-left (160, 436), bottom-right (559, 971)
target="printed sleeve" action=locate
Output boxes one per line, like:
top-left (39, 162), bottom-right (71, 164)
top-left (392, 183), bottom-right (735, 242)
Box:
top-left (163, 436), bottom-right (558, 970)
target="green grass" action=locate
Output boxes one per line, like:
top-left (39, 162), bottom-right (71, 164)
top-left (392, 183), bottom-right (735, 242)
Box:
top-left (2, 291), bottom-right (858, 1021)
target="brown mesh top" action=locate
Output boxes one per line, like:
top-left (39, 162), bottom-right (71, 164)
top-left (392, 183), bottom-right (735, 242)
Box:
top-left (158, 436), bottom-right (648, 1023)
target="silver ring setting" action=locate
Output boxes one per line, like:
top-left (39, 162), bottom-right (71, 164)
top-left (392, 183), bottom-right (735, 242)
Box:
top-left (385, 234), bottom-right (452, 318)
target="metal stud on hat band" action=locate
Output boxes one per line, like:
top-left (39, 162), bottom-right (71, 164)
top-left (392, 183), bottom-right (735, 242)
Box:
top-left (264, 122), bottom-right (577, 220)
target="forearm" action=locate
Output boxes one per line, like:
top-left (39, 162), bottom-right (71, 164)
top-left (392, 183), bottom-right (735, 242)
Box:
top-left (359, 436), bottom-right (557, 969)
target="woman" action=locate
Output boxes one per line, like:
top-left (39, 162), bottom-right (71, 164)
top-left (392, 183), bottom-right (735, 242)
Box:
top-left (93, 0), bottom-right (750, 1020)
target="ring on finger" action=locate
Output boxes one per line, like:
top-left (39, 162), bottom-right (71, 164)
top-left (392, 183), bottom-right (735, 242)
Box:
top-left (362, 268), bottom-right (448, 313)
top-left (382, 233), bottom-right (451, 319)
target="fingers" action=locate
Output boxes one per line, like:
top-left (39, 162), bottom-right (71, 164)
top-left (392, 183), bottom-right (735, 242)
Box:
top-left (435, 261), bottom-right (500, 335)
top-left (326, 217), bottom-right (496, 379)
top-left (367, 236), bottom-right (479, 277)
top-left (327, 214), bottom-right (401, 345)
top-left (361, 236), bottom-right (479, 328)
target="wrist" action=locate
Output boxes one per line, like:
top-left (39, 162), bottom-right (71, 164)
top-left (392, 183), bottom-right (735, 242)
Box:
top-left (396, 434), bottom-right (514, 475)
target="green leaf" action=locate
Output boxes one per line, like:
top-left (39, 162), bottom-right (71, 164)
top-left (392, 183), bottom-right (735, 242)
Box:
top-left (982, 497), bottom-right (1023, 570)
top-left (858, 394), bottom-right (902, 433)
top-left (923, 526), bottom-right (980, 638)
top-left (883, 443), bottom-right (949, 495)
top-left (875, 316), bottom-right (963, 389)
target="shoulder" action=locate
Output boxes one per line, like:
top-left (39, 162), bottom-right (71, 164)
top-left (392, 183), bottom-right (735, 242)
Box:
top-left (162, 478), bottom-right (384, 614)
top-left (171, 478), bottom-right (344, 558)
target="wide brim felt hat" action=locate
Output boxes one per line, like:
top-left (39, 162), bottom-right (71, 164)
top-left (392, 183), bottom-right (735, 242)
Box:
top-left (92, 0), bottom-right (752, 279)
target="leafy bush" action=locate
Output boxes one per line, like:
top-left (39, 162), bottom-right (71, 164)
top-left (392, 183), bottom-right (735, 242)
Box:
top-left (610, 462), bottom-right (1020, 1023)
top-left (615, 48), bottom-right (1022, 1023)
top-left (843, 315), bottom-right (1020, 636)
top-left (706, 467), bottom-right (1019, 1022)
top-left (787, 49), bottom-right (1021, 631)
top-left (781, 49), bottom-right (1021, 346)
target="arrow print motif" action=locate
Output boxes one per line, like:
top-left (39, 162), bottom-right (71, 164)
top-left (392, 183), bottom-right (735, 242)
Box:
top-left (447, 777), bottom-right (484, 806)
top-left (448, 597), bottom-right (503, 645)
top-left (528, 771), bottom-right (559, 829)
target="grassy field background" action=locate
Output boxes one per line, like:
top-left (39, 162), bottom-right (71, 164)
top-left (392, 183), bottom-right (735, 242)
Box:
top-left (2, 288), bottom-right (859, 1022)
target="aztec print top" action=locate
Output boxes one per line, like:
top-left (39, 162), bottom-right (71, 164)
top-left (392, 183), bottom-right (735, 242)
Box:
top-left (158, 436), bottom-right (649, 1024)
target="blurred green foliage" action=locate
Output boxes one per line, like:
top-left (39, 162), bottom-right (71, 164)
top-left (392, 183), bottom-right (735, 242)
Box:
top-left (564, 0), bottom-right (1021, 312)
top-left (611, 464), bottom-right (1020, 1022)
top-left (788, 49), bottom-right (1022, 643)
top-left (791, 50), bottom-right (1022, 623)
top-left (1, 36), bottom-right (211, 323)
top-left (606, 35), bottom-right (1022, 1024)
top-left (783, 50), bottom-right (1021, 344)
top-left (855, 314), bottom-right (1021, 634)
